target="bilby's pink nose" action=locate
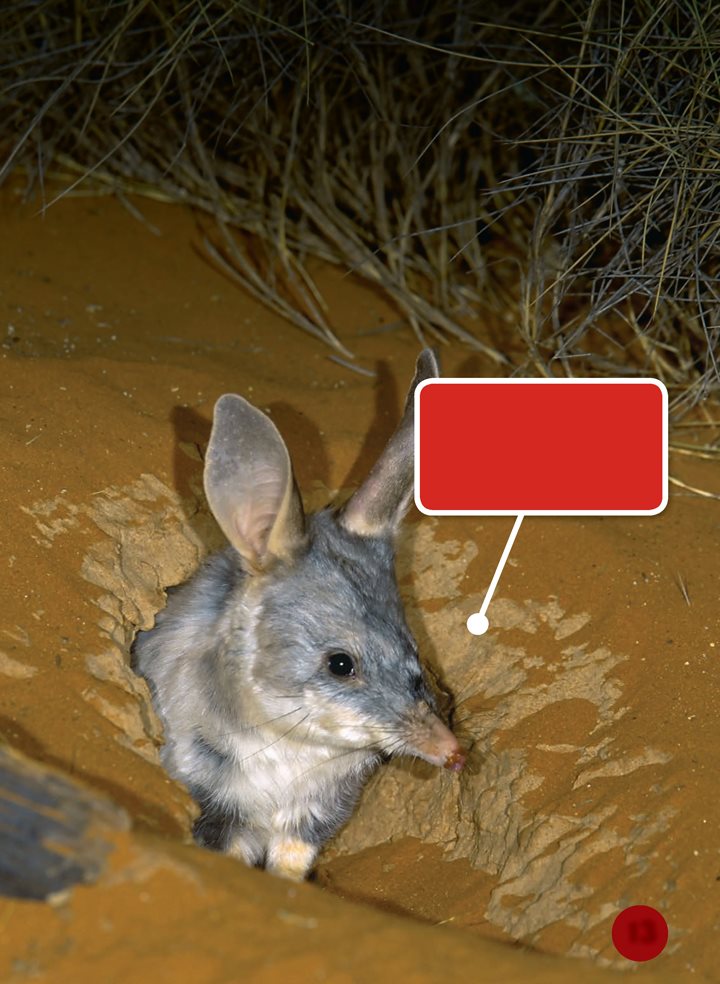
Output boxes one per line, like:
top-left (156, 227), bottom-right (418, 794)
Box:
top-left (443, 748), bottom-right (466, 772)
top-left (410, 703), bottom-right (466, 772)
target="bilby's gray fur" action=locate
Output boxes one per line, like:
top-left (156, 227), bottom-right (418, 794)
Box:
top-left (133, 349), bottom-right (464, 880)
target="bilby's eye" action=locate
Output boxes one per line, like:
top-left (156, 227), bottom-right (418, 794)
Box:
top-left (327, 652), bottom-right (356, 678)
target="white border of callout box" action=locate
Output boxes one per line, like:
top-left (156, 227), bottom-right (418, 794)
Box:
top-left (414, 377), bottom-right (669, 517)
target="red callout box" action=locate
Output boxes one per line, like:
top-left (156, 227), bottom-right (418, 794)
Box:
top-left (415, 379), bottom-right (667, 515)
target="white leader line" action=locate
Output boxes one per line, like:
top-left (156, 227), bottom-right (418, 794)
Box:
top-left (467, 514), bottom-right (524, 635)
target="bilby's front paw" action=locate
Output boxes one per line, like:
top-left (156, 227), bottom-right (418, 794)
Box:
top-left (266, 838), bottom-right (317, 881)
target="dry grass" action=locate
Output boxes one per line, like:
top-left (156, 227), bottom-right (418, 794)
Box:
top-left (2, 1), bottom-right (719, 411)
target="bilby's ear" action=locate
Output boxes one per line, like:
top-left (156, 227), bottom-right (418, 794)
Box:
top-left (203, 395), bottom-right (306, 571)
top-left (339, 348), bottom-right (439, 537)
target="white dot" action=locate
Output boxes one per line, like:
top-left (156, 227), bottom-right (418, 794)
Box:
top-left (466, 612), bottom-right (489, 636)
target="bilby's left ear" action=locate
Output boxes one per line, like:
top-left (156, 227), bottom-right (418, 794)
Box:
top-left (338, 349), bottom-right (439, 537)
top-left (204, 395), bottom-right (306, 572)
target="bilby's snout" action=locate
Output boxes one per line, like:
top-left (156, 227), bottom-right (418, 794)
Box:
top-left (405, 701), bottom-right (466, 772)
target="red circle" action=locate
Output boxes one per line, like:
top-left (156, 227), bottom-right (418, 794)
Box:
top-left (612, 906), bottom-right (668, 961)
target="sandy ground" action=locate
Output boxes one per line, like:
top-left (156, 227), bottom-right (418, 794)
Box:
top-left (0, 180), bottom-right (718, 983)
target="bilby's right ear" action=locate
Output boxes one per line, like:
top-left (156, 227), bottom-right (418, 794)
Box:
top-left (339, 348), bottom-right (440, 537)
top-left (203, 395), bottom-right (306, 572)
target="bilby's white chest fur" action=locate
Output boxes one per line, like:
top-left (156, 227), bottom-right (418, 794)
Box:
top-left (182, 720), bottom-right (375, 832)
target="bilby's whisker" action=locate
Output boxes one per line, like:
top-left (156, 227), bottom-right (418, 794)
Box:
top-left (234, 713), bottom-right (312, 766)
